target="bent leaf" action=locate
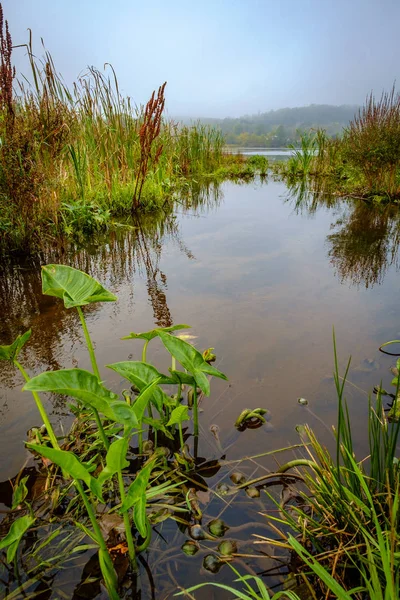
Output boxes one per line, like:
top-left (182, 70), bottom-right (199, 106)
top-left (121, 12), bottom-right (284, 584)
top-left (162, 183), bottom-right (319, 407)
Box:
top-left (42, 264), bottom-right (117, 308)
top-left (98, 437), bottom-right (130, 486)
top-left (107, 361), bottom-right (172, 412)
top-left (22, 369), bottom-right (135, 425)
top-left (27, 444), bottom-right (103, 501)
top-left (0, 330), bottom-right (31, 362)
top-left (157, 331), bottom-right (227, 396)
top-left (120, 457), bottom-right (157, 514)
top-left (122, 324), bottom-right (190, 342)
top-left (0, 515), bottom-right (35, 563)
top-left (167, 405), bottom-right (189, 427)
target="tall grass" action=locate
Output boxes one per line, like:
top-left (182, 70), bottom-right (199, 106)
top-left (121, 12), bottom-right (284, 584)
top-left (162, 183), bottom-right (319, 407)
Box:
top-left (0, 6), bottom-right (226, 252)
top-left (260, 334), bottom-right (400, 598)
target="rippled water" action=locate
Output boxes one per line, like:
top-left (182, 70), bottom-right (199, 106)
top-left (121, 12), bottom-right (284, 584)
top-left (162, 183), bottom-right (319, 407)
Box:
top-left (1, 178), bottom-right (400, 597)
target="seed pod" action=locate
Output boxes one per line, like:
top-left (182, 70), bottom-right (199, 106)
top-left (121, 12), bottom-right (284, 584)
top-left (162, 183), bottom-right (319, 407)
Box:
top-left (217, 540), bottom-right (237, 556)
top-left (208, 518), bottom-right (229, 537)
top-left (203, 554), bottom-right (222, 573)
top-left (230, 472), bottom-right (246, 485)
top-left (189, 524), bottom-right (215, 541)
top-left (181, 540), bottom-right (199, 556)
top-left (245, 486), bottom-right (260, 498)
top-left (142, 440), bottom-right (154, 454)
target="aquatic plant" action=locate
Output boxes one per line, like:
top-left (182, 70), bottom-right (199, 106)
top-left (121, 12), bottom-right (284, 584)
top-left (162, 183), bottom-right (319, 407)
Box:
top-left (259, 334), bottom-right (400, 598)
top-left (0, 263), bottom-right (228, 598)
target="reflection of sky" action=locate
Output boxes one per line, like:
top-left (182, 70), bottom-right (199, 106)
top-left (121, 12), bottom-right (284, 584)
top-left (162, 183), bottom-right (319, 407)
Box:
top-left (1, 180), bottom-right (400, 479)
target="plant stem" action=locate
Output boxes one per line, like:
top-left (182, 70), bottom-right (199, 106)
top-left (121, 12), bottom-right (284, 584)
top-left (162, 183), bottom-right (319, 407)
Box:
top-left (15, 360), bottom-right (60, 450)
top-left (77, 306), bottom-right (110, 450)
top-left (74, 480), bottom-right (119, 600)
top-left (117, 471), bottom-right (137, 570)
top-left (192, 385), bottom-right (199, 437)
top-left (178, 421), bottom-right (184, 451)
top-left (176, 382), bottom-right (182, 408)
top-left (142, 339), bottom-right (149, 363)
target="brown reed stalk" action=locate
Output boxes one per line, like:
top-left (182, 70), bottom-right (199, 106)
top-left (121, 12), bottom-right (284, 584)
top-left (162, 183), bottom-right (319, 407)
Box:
top-left (0, 2), bottom-right (15, 123)
top-left (132, 82), bottom-right (166, 209)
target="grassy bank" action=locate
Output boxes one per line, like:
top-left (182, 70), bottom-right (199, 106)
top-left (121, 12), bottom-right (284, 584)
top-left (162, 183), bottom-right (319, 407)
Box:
top-left (0, 7), bottom-right (266, 254)
top-left (275, 88), bottom-right (400, 204)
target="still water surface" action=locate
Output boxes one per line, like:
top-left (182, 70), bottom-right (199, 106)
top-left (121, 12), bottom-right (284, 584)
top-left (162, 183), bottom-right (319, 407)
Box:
top-left (1, 178), bottom-right (400, 597)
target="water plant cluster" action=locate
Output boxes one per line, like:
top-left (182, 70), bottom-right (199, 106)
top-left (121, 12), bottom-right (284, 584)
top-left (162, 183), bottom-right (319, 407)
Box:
top-left (0, 263), bottom-right (232, 598)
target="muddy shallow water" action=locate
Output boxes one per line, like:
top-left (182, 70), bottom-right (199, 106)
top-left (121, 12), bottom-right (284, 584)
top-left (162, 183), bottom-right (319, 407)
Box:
top-left (1, 178), bottom-right (400, 598)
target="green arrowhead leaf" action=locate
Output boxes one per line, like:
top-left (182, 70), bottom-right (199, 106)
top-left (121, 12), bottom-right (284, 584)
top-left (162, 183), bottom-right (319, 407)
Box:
top-left (41, 264), bottom-right (117, 308)
top-left (23, 369), bottom-right (137, 426)
top-left (98, 437), bottom-right (130, 486)
top-left (134, 494), bottom-right (148, 539)
top-left (27, 444), bottom-right (103, 500)
top-left (0, 515), bottom-right (35, 563)
top-left (168, 370), bottom-right (196, 386)
top-left (107, 361), bottom-right (172, 412)
top-left (0, 330), bottom-right (31, 362)
top-left (167, 405), bottom-right (189, 426)
top-left (122, 324), bottom-right (190, 342)
top-left (157, 331), bottom-right (227, 396)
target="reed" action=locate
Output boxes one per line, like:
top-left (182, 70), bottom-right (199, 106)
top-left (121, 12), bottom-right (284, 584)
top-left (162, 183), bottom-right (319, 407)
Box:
top-left (0, 5), bottom-right (232, 253)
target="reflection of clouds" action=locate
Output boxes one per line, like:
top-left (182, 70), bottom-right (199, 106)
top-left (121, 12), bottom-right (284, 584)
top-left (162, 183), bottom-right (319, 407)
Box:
top-left (286, 181), bottom-right (400, 289)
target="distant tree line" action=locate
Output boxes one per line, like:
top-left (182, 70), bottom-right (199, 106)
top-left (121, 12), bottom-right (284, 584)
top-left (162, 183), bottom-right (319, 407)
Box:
top-left (185, 104), bottom-right (359, 147)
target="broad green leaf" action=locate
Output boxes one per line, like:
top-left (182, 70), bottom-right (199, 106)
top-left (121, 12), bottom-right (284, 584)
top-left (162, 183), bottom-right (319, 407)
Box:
top-left (23, 369), bottom-right (136, 426)
top-left (107, 361), bottom-right (172, 412)
top-left (41, 264), bottom-right (117, 308)
top-left (120, 457), bottom-right (157, 513)
top-left (122, 324), bottom-right (190, 342)
top-left (12, 476), bottom-right (29, 510)
top-left (158, 331), bottom-right (227, 396)
top-left (132, 378), bottom-right (162, 422)
top-left (0, 330), bottom-right (31, 362)
top-left (27, 444), bottom-right (103, 501)
top-left (142, 417), bottom-right (174, 439)
top-left (98, 437), bottom-right (130, 486)
top-left (134, 494), bottom-right (148, 539)
top-left (167, 405), bottom-right (189, 426)
top-left (0, 515), bottom-right (35, 563)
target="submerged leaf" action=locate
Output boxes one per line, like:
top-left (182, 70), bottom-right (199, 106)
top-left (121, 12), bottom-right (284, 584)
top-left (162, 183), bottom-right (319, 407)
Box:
top-left (122, 324), bottom-right (190, 342)
top-left (27, 444), bottom-right (103, 500)
top-left (0, 330), bottom-right (31, 362)
top-left (157, 331), bottom-right (227, 396)
top-left (41, 264), bottom-right (117, 308)
top-left (0, 515), bottom-right (35, 563)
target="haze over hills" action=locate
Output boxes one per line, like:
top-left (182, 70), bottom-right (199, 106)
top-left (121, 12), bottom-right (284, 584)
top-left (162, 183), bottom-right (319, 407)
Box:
top-left (180, 104), bottom-right (360, 147)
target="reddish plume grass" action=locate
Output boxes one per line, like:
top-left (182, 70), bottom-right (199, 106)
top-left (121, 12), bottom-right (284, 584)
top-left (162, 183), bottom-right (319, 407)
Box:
top-left (132, 82), bottom-right (166, 209)
top-left (0, 3), bottom-right (15, 121)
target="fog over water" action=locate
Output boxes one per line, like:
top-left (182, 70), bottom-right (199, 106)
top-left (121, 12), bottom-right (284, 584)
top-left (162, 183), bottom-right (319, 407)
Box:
top-left (6, 0), bottom-right (400, 117)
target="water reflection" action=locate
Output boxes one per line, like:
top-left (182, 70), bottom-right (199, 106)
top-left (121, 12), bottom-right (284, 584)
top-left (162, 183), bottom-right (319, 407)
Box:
top-left (286, 179), bottom-right (400, 288)
top-left (0, 182), bottom-right (222, 384)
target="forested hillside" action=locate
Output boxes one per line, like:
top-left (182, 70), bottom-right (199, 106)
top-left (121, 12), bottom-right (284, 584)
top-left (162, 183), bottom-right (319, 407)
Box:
top-left (190, 104), bottom-right (359, 147)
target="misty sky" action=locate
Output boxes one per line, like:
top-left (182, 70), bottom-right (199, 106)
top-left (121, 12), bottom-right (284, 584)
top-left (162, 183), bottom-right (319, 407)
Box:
top-left (5, 0), bottom-right (400, 118)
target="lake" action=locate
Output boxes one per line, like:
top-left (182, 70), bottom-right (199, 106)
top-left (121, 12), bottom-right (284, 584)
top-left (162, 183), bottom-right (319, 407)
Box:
top-left (1, 178), bottom-right (399, 598)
